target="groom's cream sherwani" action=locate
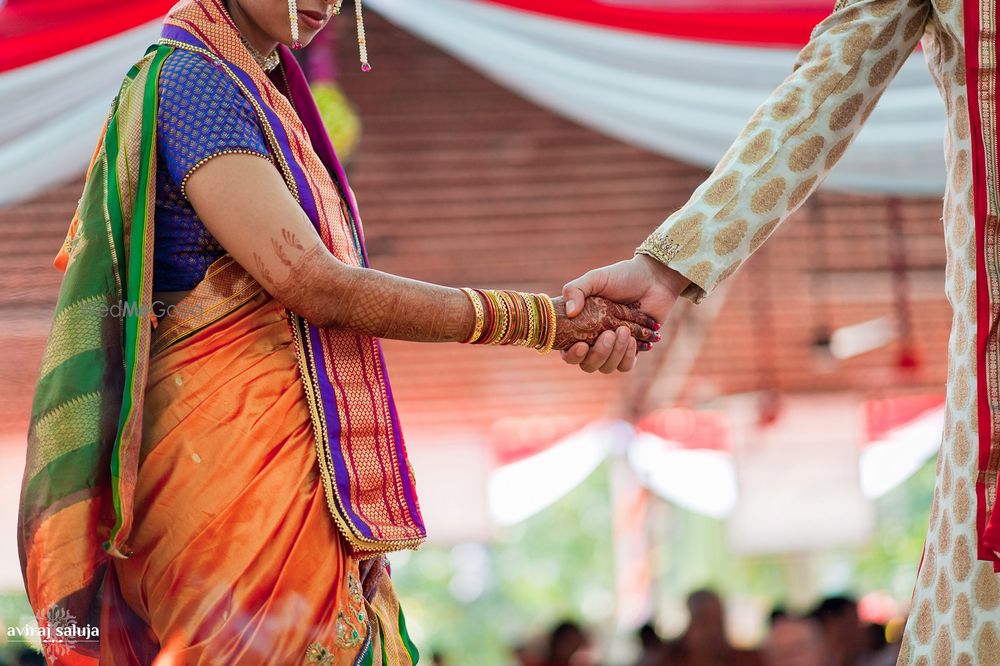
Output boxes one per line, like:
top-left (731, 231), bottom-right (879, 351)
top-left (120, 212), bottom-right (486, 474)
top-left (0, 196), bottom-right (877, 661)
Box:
top-left (637, 0), bottom-right (1000, 661)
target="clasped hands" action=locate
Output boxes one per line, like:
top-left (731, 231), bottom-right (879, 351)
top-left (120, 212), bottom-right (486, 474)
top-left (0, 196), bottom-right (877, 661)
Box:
top-left (553, 255), bottom-right (692, 374)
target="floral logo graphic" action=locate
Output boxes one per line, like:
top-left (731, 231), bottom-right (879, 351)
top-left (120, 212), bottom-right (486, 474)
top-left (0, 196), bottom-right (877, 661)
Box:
top-left (24, 604), bottom-right (98, 659)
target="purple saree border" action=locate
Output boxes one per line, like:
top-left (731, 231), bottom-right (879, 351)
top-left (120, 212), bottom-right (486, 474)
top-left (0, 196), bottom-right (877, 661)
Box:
top-left (374, 338), bottom-right (421, 522)
top-left (277, 47), bottom-right (370, 263)
top-left (280, 47), bottom-right (426, 536)
top-left (279, 48), bottom-right (423, 527)
top-left (158, 24), bottom-right (422, 539)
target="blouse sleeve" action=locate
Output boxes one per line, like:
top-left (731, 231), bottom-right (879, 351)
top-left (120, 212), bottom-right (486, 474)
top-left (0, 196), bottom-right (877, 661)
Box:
top-left (635, 0), bottom-right (932, 303)
top-left (157, 50), bottom-right (272, 198)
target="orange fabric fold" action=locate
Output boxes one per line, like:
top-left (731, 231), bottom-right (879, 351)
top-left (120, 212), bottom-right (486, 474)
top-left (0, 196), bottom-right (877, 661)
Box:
top-left (103, 292), bottom-right (373, 664)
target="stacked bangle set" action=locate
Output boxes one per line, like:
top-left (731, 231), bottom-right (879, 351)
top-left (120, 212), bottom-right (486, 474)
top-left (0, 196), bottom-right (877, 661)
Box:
top-left (461, 288), bottom-right (558, 354)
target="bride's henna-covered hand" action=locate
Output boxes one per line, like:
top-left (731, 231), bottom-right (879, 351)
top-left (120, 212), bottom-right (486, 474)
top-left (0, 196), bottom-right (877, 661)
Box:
top-left (552, 295), bottom-right (659, 351)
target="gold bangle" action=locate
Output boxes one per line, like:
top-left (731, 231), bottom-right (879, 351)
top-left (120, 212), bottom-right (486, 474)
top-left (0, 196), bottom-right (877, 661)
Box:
top-left (460, 288), bottom-right (485, 344)
top-left (539, 295), bottom-right (552, 350)
top-left (488, 290), bottom-right (510, 345)
top-left (538, 294), bottom-right (557, 354)
top-left (479, 289), bottom-right (497, 344)
top-left (522, 292), bottom-right (539, 349)
top-left (507, 290), bottom-right (528, 346)
top-left (535, 294), bottom-right (549, 353)
top-left (479, 289), bottom-right (499, 344)
top-left (497, 290), bottom-right (518, 346)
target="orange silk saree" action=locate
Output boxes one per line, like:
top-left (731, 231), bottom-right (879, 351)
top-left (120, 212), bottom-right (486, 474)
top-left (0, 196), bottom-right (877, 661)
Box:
top-left (19, 0), bottom-right (423, 662)
top-left (104, 283), bottom-right (415, 664)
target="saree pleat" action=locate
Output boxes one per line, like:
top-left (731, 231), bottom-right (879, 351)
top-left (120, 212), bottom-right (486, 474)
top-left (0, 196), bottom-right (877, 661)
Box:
top-left (106, 291), bottom-right (380, 664)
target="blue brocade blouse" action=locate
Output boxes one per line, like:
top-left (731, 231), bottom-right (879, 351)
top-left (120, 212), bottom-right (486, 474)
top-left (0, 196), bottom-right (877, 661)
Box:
top-left (154, 49), bottom-right (272, 292)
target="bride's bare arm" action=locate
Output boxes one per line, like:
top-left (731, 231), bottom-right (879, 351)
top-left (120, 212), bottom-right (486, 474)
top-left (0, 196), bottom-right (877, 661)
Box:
top-left (185, 154), bottom-right (658, 349)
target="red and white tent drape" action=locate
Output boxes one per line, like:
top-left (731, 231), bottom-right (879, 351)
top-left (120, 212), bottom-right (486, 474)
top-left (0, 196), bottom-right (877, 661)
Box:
top-left (487, 395), bottom-right (944, 550)
top-left (0, 0), bottom-right (946, 204)
top-left (367, 0), bottom-right (946, 195)
top-left (0, 0), bottom-right (174, 206)
top-left (0, 23), bottom-right (162, 206)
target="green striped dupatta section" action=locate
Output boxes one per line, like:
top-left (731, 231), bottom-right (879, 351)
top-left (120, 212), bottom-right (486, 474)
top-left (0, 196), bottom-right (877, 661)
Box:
top-left (18, 44), bottom-right (171, 655)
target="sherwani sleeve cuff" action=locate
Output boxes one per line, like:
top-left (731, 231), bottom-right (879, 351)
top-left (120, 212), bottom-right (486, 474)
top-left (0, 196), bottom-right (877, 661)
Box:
top-left (635, 229), bottom-right (710, 304)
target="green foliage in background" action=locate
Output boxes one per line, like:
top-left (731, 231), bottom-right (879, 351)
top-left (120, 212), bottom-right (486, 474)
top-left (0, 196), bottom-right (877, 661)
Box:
top-left (390, 464), bottom-right (617, 665)
top-left (312, 83), bottom-right (361, 162)
top-left (391, 455), bottom-right (936, 665)
top-left (0, 591), bottom-right (40, 663)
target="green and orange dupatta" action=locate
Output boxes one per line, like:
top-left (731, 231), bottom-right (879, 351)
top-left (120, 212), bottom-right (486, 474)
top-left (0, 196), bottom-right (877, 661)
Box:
top-left (18, 44), bottom-right (169, 661)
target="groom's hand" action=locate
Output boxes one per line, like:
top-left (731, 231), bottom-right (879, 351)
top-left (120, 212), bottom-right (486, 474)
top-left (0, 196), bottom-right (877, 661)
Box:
top-left (561, 255), bottom-right (690, 373)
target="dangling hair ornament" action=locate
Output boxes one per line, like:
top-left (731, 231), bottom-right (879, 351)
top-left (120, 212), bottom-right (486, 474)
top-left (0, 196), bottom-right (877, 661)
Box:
top-left (288, 0), bottom-right (302, 49)
top-left (355, 0), bottom-right (371, 72)
top-left (331, 0), bottom-right (370, 72)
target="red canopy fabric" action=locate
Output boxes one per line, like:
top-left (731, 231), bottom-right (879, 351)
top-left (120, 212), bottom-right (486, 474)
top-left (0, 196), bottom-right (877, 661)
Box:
top-left (0, 0), bottom-right (850, 74)
top-left (864, 394), bottom-right (946, 443)
top-left (637, 408), bottom-right (730, 451)
top-left (488, 394), bottom-right (946, 468)
top-left (0, 0), bottom-right (175, 72)
top-left (479, 0), bottom-right (833, 48)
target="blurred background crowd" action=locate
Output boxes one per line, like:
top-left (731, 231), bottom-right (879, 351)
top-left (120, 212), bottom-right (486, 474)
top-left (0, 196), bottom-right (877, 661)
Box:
top-left (424, 590), bottom-right (904, 666)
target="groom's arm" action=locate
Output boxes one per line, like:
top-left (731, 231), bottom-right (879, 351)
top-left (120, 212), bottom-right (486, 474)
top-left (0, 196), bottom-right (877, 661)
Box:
top-left (563, 0), bottom-right (931, 371)
top-left (636, 0), bottom-right (931, 303)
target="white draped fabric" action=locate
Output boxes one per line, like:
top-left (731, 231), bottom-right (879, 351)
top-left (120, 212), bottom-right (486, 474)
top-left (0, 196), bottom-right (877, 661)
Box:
top-left (0, 1), bottom-right (948, 205)
top-left (488, 421), bottom-right (629, 526)
top-left (0, 21), bottom-right (161, 207)
top-left (368, 0), bottom-right (947, 195)
top-left (487, 406), bottom-right (944, 533)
